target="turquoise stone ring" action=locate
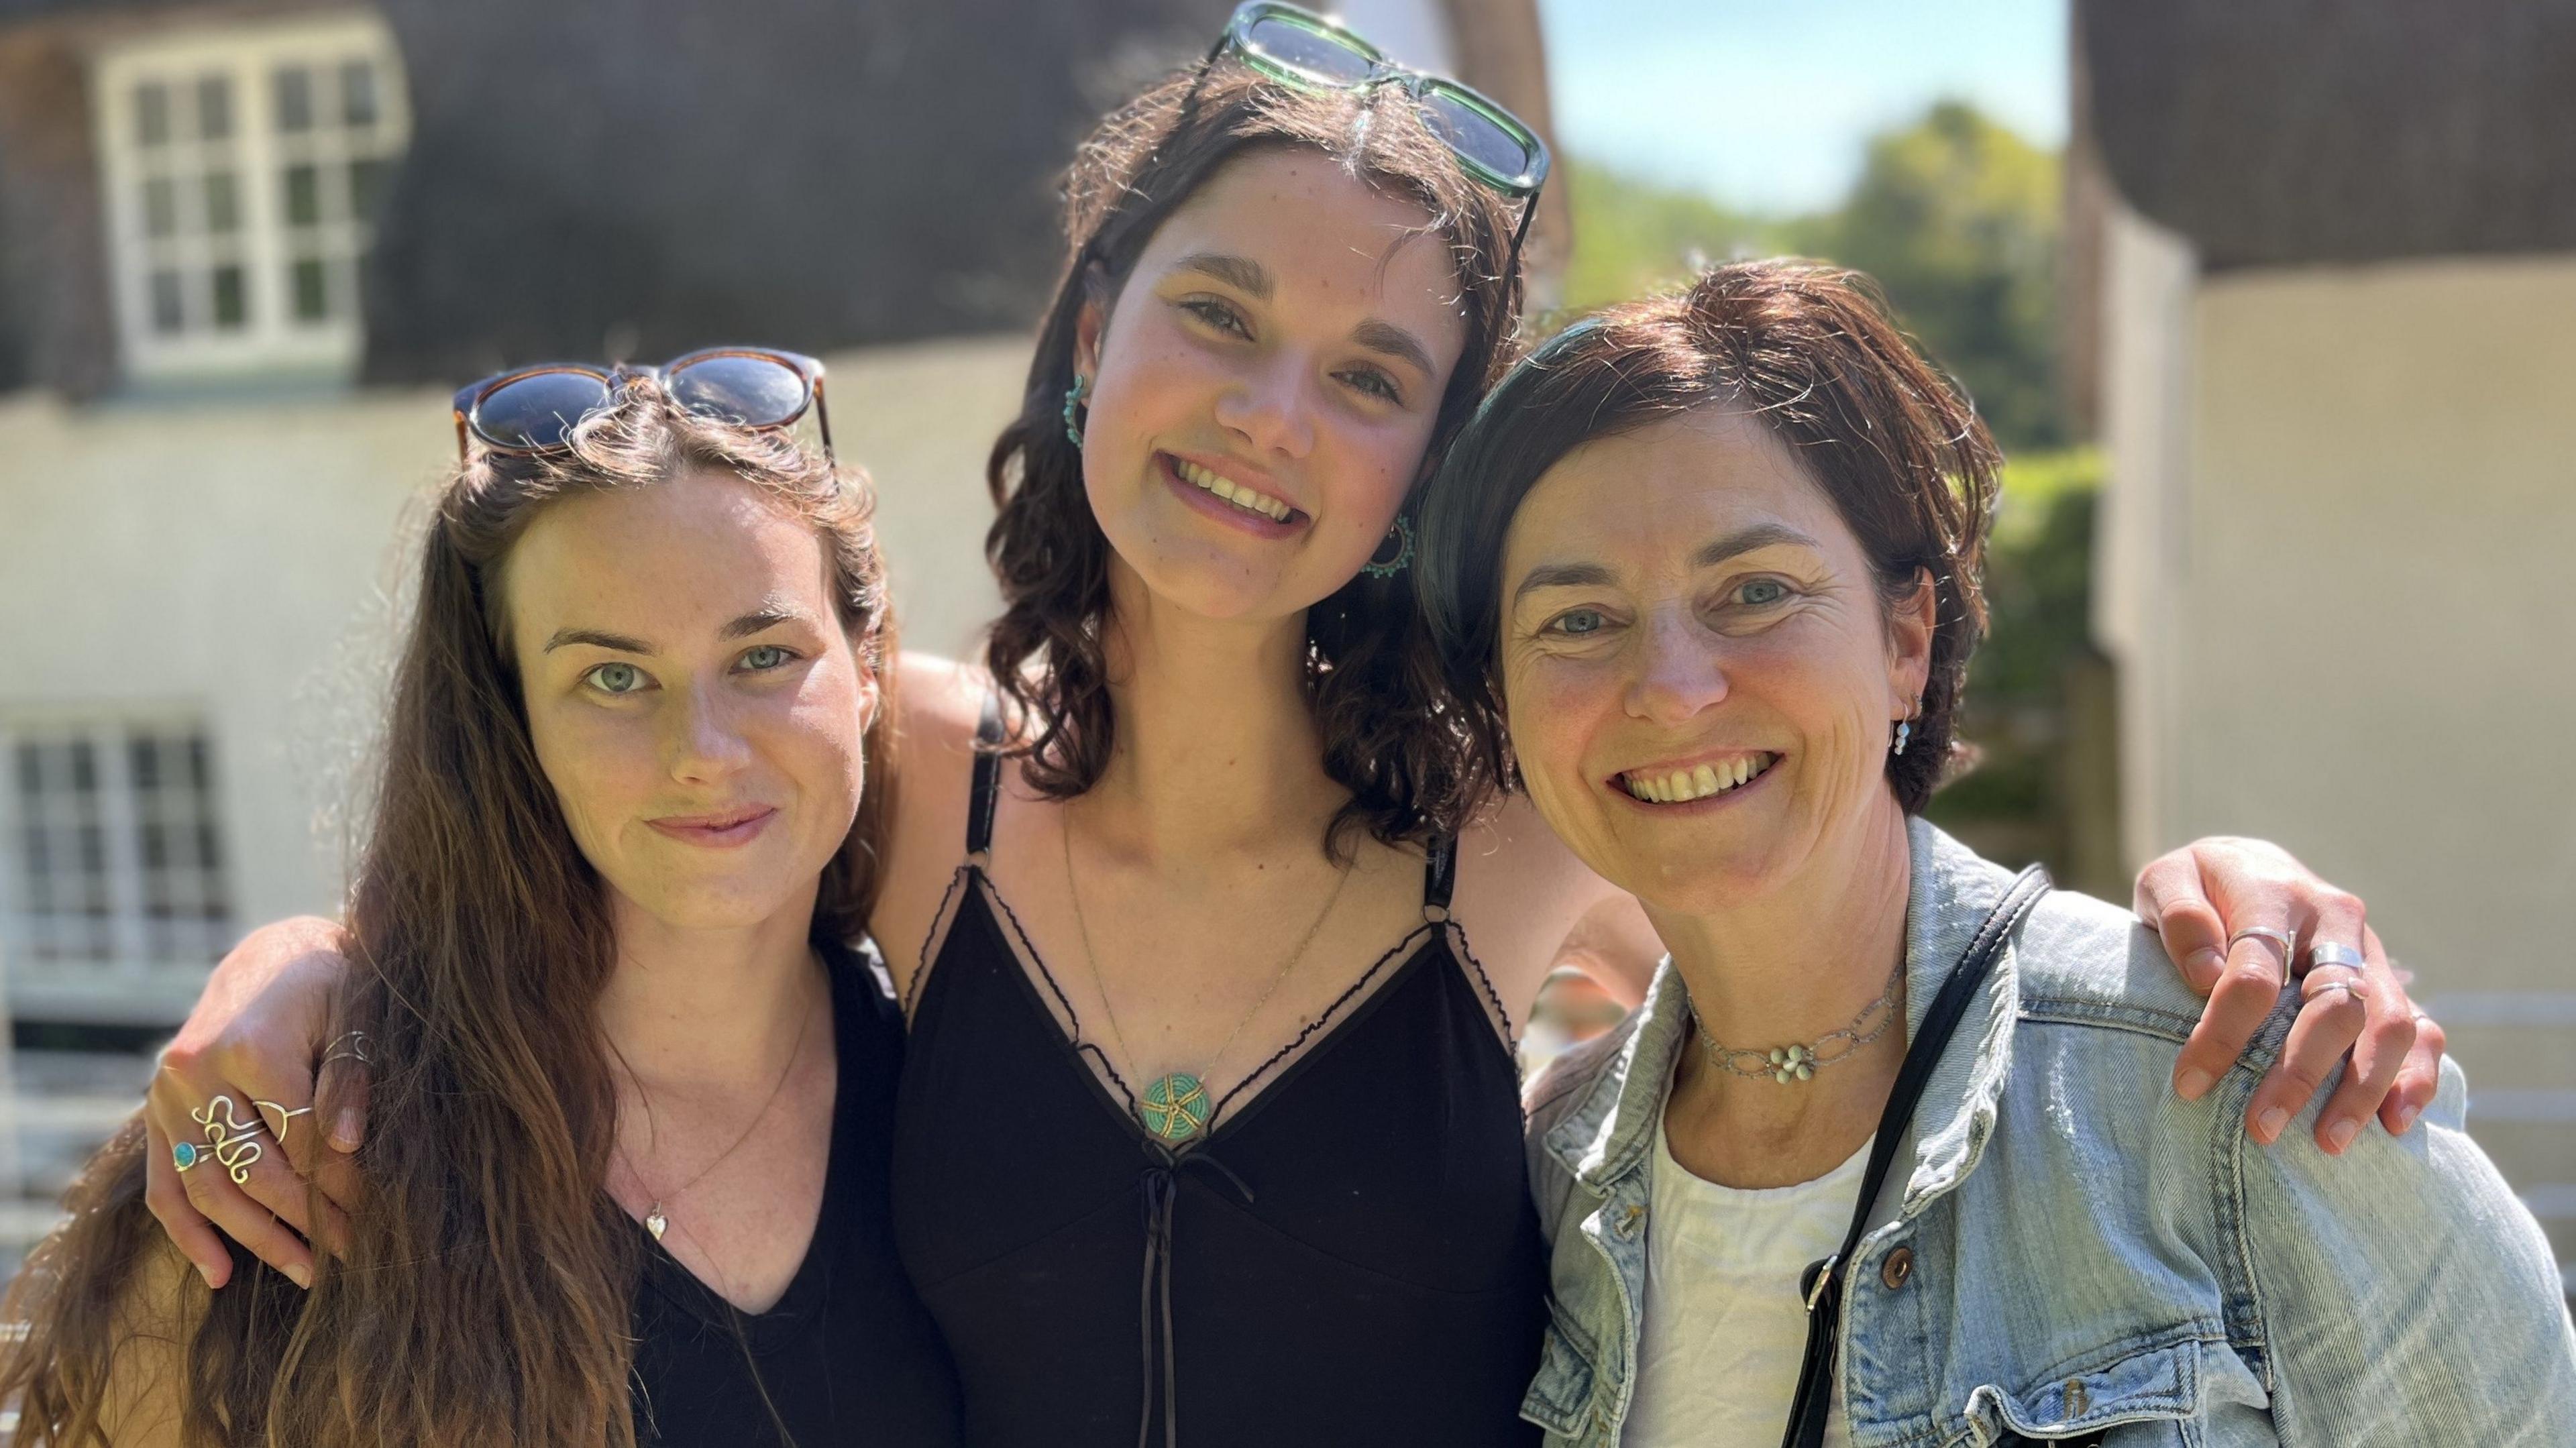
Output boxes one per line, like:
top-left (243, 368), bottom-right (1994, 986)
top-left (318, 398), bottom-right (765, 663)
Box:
top-left (172, 1141), bottom-right (202, 1171)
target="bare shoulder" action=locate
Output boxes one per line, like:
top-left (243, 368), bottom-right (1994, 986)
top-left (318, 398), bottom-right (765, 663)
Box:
top-left (870, 652), bottom-right (995, 998)
top-left (1447, 794), bottom-right (1625, 1017)
top-left (95, 1237), bottom-right (201, 1448)
top-left (1452, 794), bottom-right (1615, 930)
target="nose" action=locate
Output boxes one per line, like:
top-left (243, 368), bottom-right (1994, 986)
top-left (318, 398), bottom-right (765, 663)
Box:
top-left (665, 680), bottom-right (754, 783)
top-left (1212, 354), bottom-right (1316, 461)
top-left (1623, 608), bottom-right (1729, 725)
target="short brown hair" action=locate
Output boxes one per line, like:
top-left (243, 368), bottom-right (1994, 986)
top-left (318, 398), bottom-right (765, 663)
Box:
top-left (982, 62), bottom-right (1530, 855)
top-left (1416, 260), bottom-right (2000, 814)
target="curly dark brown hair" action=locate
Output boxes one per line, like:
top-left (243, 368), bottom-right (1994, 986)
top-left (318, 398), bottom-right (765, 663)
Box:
top-left (981, 61), bottom-right (1531, 858)
top-left (1416, 260), bottom-right (2001, 815)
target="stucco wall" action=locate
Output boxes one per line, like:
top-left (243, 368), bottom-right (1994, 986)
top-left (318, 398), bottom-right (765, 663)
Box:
top-left (2173, 256), bottom-right (2576, 995)
top-left (0, 334), bottom-right (1023, 1017)
top-left (2103, 243), bottom-right (2576, 1276)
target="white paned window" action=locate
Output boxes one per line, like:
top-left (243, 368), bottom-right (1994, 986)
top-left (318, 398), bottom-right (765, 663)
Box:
top-left (91, 11), bottom-right (409, 380)
top-left (0, 717), bottom-right (236, 1022)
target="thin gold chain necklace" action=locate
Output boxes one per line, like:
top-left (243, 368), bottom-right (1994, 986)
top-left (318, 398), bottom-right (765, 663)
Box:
top-left (1060, 803), bottom-right (1350, 1144)
top-left (615, 998), bottom-right (811, 1243)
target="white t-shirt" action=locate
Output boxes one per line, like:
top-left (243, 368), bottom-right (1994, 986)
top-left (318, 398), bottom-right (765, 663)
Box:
top-left (1619, 1120), bottom-right (1870, 1448)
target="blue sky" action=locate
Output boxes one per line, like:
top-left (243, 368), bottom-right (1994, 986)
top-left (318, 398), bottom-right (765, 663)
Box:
top-left (1534, 0), bottom-right (2068, 213)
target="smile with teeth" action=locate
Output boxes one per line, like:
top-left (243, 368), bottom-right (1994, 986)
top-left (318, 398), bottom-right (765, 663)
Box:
top-left (1619, 753), bottom-right (1778, 804)
top-left (1173, 457), bottom-right (1295, 522)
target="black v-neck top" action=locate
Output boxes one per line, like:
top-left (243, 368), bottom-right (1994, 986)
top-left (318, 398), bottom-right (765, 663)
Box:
top-left (887, 726), bottom-right (1546, 1447)
top-left (630, 940), bottom-right (965, 1447)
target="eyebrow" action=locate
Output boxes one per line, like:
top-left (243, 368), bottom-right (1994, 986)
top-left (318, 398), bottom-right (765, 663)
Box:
top-left (1352, 317), bottom-right (1436, 378)
top-left (1173, 252), bottom-right (1273, 300)
top-left (1509, 523), bottom-right (1826, 607)
top-left (541, 606), bottom-right (805, 655)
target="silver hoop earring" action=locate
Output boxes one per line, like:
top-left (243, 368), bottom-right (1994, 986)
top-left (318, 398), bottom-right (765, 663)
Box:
top-left (1062, 375), bottom-right (1089, 448)
top-left (1361, 516), bottom-right (1414, 579)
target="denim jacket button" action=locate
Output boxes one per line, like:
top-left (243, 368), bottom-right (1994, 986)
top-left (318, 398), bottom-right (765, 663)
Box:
top-left (1878, 1245), bottom-right (1914, 1290)
top-left (1617, 1203), bottom-right (1645, 1238)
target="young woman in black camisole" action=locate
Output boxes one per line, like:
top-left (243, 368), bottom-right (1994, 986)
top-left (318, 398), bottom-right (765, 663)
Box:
top-left (136, 12), bottom-right (2439, 1448)
top-left (1, 376), bottom-right (959, 1447)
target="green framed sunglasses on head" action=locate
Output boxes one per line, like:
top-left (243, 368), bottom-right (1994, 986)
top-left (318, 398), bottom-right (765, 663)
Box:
top-left (1191, 1), bottom-right (1552, 259)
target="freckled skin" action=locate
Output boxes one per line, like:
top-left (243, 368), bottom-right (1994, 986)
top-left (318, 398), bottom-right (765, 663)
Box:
top-left (501, 468), bottom-right (877, 936)
top-left (1494, 407), bottom-right (1935, 918)
top-left (1073, 149), bottom-right (1470, 622)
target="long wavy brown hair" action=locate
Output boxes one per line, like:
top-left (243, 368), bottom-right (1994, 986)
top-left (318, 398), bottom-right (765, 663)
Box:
top-left (0, 381), bottom-right (895, 1447)
top-left (983, 62), bottom-right (1530, 856)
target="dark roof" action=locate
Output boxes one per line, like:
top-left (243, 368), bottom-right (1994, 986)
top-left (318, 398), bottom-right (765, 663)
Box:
top-left (2078, 0), bottom-right (2576, 269)
top-left (361, 0), bottom-right (1230, 383)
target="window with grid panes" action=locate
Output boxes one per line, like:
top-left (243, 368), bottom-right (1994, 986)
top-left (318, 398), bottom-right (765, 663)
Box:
top-left (1, 720), bottom-right (235, 969)
top-left (90, 12), bottom-right (409, 380)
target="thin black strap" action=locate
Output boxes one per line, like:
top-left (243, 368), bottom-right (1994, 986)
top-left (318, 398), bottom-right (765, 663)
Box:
top-left (1422, 833), bottom-right (1458, 920)
top-left (1782, 864), bottom-right (2051, 1448)
top-left (966, 691), bottom-right (1004, 859)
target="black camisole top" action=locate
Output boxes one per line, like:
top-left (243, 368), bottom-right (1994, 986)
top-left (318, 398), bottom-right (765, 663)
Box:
top-left (889, 720), bottom-right (1546, 1447)
top-left (630, 939), bottom-right (965, 1447)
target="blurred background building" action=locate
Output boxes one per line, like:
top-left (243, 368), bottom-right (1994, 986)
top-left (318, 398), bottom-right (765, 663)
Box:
top-left (0, 0), bottom-right (2567, 1298)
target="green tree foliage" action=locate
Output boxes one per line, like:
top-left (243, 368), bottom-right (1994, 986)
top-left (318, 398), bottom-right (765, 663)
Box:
top-left (1558, 158), bottom-right (1788, 315)
top-left (1557, 100), bottom-right (2065, 449)
top-left (1822, 100), bottom-right (2064, 449)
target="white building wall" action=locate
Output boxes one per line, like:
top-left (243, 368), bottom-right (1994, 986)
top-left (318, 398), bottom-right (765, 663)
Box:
top-left (0, 335), bottom-right (1024, 1021)
top-left (2101, 244), bottom-right (2576, 1280)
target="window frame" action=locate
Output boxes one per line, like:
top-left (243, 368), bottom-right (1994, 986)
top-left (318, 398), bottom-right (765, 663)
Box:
top-left (0, 710), bottom-right (239, 1025)
top-left (89, 9), bottom-right (411, 382)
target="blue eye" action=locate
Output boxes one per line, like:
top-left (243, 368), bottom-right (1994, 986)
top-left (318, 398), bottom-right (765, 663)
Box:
top-left (1737, 578), bottom-right (1790, 606)
top-left (739, 645), bottom-right (794, 671)
top-left (584, 661), bottom-right (647, 695)
top-left (1548, 608), bottom-right (1606, 637)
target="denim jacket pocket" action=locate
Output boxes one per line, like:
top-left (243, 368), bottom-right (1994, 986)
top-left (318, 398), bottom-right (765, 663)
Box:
top-left (1969, 1335), bottom-right (2202, 1445)
top-left (1519, 1299), bottom-right (1604, 1443)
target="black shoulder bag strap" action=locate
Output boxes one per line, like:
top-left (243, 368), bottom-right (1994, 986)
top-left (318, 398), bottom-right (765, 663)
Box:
top-left (1780, 862), bottom-right (2052, 1448)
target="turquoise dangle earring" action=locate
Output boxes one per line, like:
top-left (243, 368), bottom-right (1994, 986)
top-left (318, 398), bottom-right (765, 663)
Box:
top-left (1361, 515), bottom-right (1414, 579)
top-left (1062, 374), bottom-right (1089, 447)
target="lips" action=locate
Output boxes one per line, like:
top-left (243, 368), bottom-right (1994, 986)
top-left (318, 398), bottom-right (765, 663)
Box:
top-left (645, 805), bottom-right (777, 848)
top-left (1157, 451), bottom-right (1306, 535)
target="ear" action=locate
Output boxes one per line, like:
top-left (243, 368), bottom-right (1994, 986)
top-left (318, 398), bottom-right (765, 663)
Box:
top-left (1073, 268), bottom-right (1111, 384)
top-left (1884, 566), bottom-right (1937, 716)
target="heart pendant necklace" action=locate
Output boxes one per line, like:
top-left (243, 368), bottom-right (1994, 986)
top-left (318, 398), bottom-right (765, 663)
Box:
top-left (619, 1003), bottom-right (810, 1245)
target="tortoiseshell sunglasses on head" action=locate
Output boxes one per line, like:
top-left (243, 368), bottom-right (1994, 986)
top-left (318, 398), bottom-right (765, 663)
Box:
top-left (449, 347), bottom-right (833, 465)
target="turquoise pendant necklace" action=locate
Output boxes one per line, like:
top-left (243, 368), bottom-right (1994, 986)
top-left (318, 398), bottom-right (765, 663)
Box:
top-left (1061, 805), bottom-right (1352, 1144)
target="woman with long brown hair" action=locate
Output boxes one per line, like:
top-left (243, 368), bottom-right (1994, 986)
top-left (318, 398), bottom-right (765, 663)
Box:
top-left (133, 7), bottom-right (2434, 1445)
top-left (0, 369), bottom-right (961, 1446)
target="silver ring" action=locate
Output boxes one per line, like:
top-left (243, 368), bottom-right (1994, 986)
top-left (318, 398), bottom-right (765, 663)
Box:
top-left (254, 1099), bottom-right (313, 1139)
top-left (321, 1029), bottom-right (372, 1066)
top-left (2228, 924), bottom-right (2297, 961)
top-left (2304, 941), bottom-right (2367, 974)
top-left (2304, 974), bottom-right (2365, 1003)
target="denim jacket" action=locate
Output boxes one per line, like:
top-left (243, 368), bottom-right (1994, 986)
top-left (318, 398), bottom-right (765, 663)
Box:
top-left (1522, 819), bottom-right (2576, 1446)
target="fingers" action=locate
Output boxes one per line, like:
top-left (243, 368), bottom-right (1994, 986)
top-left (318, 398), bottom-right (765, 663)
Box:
top-left (141, 1113), bottom-right (235, 1289)
top-left (145, 1078), bottom-right (317, 1288)
top-left (2135, 852), bottom-right (2229, 995)
top-left (317, 1048), bottom-right (372, 1158)
top-left (2372, 928), bottom-right (2445, 1135)
top-left (2300, 956), bottom-right (2414, 1154)
top-left (2171, 927), bottom-right (2290, 1103)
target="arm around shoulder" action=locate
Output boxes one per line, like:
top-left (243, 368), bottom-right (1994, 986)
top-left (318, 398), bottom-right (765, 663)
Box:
top-left (2239, 1055), bottom-right (2576, 1443)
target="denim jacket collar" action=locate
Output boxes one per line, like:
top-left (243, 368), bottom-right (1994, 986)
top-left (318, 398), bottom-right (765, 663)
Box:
top-left (1542, 818), bottom-right (2025, 1215)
